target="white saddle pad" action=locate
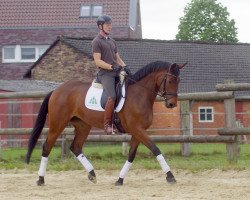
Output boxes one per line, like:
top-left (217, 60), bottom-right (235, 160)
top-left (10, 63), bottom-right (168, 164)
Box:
top-left (85, 84), bottom-right (126, 112)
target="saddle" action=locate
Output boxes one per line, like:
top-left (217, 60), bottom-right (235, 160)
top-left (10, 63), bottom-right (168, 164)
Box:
top-left (93, 77), bottom-right (124, 110)
top-left (92, 70), bottom-right (128, 133)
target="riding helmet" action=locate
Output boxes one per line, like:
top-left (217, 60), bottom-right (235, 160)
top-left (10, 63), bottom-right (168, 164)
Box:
top-left (97, 15), bottom-right (112, 26)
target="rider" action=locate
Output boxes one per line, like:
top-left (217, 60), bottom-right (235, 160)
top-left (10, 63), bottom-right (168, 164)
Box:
top-left (92, 15), bottom-right (127, 135)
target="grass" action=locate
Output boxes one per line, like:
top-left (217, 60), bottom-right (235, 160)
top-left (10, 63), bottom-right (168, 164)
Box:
top-left (1, 143), bottom-right (250, 172)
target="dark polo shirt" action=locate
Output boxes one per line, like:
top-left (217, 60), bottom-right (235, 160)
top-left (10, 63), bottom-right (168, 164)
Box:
top-left (92, 34), bottom-right (118, 76)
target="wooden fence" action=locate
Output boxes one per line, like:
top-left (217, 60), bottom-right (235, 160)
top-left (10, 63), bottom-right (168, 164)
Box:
top-left (1, 82), bottom-right (250, 161)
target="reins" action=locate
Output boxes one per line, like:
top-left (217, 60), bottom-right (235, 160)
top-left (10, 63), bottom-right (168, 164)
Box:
top-left (125, 75), bottom-right (158, 94)
top-left (122, 70), bottom-right (179, 101)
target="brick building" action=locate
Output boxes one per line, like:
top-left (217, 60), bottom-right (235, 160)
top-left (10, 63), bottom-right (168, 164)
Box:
top-left (22, 36), bottom-right (250, 135)
top-left (0, 0), bottom-right (142, 80)
top-left (1, 1), bottom-right (250, 139)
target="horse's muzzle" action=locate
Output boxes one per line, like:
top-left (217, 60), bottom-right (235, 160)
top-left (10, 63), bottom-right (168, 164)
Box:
top-left (165, 101), bottom-right (176, 108)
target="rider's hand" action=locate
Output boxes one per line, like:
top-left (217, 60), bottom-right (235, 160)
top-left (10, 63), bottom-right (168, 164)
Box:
top-left (111, 64), bottom-right (121, 72)
top-left (123, 65), bottom-right (132, 76)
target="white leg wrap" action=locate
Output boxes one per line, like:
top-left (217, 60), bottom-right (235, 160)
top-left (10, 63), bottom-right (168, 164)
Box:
top-left (38, 156), bottom-right (48, 177)
top-left (77, 154), bottom-right (94, 172)
top-left (119, 160), bottom-right (132, 179)
top-left (156, 154), bottom-right (170, 173)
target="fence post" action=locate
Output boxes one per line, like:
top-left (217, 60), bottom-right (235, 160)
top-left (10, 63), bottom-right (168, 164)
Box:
top-left (0, 141), bottom-right (2, 159)
top-left (235, 119), bottom-right (247, 143)
top-left (224, 80), bottom-right (239, 162)
top-left (61, 134), bottom-right (72, 158)
top-left (122, 142), bottom-right (129, 156)
top-left (180, 100), bottom-right (192, 156)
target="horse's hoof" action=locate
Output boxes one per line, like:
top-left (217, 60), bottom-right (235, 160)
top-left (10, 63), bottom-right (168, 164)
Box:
top-left (88, 173), bottom-right (97, 184)
top-left (115, 177), bottom-right (123, 186)
top-left (36, 176), bottom-right (45, 186)
top-left (115, 181), bottom-right (123, 186)
top-left (166, 177), bottom-right (177, 184)
top-left (166, 171), bottom-right (176, 184)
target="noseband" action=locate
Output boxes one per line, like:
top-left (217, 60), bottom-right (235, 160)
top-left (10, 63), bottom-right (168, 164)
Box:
top-left (156, 71), bottom-right (179, 101)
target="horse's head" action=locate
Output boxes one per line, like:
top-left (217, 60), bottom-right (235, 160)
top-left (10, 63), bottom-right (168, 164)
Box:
top-left (156, 62), bottom-right (186, 108)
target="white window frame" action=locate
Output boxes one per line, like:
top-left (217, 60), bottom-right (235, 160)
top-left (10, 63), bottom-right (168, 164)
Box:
top-left (198, 107), bottom-right (214, 123)
top-left (2, 45), bottom-right (49, 63)
top-left (80, 4), bottom-right (103, 18)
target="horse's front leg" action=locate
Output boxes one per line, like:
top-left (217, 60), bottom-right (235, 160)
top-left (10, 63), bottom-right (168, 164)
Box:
top-left (134, 130), bottom-right (176, 184)
top-left (115, 136), bottom-right (140, 186)
top-left (70, 121), bottom-right (96, 183)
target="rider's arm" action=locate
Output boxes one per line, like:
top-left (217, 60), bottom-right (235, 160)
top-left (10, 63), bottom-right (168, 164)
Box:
top-left (93, 52), bottom-right (113, 70)
top-left (116, 53), bottom-right (126, 67)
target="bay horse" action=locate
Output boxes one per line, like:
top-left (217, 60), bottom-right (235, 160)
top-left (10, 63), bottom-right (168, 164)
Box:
top-left (25, 61), bottom-right (186, 186)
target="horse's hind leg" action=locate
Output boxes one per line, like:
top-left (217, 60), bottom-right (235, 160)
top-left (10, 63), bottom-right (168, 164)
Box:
top-left (115, 136), bottom-right (140, 186)
top-left (37, 118), bottom-right (69, 186)
top-left (37, 130), bottom-right (65, 185)
top-left (69, 118), bottom-right (96, 183)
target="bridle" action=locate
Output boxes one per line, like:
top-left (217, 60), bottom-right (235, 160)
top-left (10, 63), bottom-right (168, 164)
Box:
top-left (156, 71), bottom-right (179, 101)
top-left (123, 66), bottom-right (179, 101)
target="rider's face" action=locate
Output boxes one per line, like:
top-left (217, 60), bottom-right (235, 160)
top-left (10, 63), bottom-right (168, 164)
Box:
top-left (102, 23), bottom-right (112, 34)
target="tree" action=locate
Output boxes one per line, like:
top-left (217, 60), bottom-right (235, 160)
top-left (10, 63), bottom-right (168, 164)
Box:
top-left (175, 0), bottom-right (238, 43)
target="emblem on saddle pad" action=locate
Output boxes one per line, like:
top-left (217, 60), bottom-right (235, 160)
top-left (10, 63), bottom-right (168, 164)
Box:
top-left (85, 81), bottom-right (126, 112)
top-left (88, 96), bottom-right (98, 105)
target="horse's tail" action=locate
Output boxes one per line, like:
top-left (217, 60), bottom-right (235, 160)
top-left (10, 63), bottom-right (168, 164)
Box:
top-left (25, 91), bottom-right (53, 164)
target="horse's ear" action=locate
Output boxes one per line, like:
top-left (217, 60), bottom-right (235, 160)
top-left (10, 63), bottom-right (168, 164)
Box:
top-left (170, 63), bottom-right (177, 68)
top-left (178, 62), bottom-right (187, 69)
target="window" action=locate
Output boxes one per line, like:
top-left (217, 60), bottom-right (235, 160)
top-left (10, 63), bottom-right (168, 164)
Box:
top-left (38, 47), bottom-right (48, 57)
top-left (80, 4), bottom-right (103, 18)
top-left (199, 107), bottom-right (214, 122)
top-left (21, 47), bottom-right (36, 60)
top-left (2, 45), bottom-right (49, 63)
top-left (92, 5), bottom-right (102, 17)
top-left (3, 47), bottom-right (15, 60)
top-left (80, 5), bottom-right (91, 17)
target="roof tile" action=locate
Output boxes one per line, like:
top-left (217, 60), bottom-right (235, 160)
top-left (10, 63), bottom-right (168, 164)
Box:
top-left (0, 0), bottom-right (129, 28)
top-left (25, 36), bottom-right (250, 95)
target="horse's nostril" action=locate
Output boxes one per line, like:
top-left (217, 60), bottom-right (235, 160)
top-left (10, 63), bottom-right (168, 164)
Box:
top-left (166, 102), bottom-right (175, 108)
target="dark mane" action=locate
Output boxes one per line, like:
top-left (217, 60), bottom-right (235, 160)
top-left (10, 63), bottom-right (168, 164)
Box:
top-left (128, 61), bottom-right (172, 85)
